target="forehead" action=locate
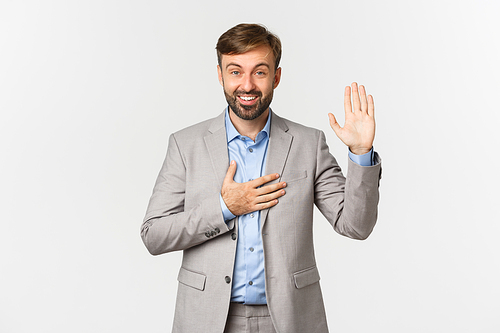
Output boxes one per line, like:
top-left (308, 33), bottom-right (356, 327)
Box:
top-left (221, 45), bottom-right (275, 69)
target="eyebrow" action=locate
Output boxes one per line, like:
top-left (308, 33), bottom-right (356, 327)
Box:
top-left (225, 62), bottom-right (271, 70)
top-left (225, 63), bottom-right (242, 69)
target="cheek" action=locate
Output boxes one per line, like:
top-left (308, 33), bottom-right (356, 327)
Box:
top-left (223, 77), bottom-right (238, 89)
top-left (224, 84), bottom-right (237, 95)
top-left (221, 80), bottom-right (235, 94)
top-left (261, 80), bottom-right (275, 93)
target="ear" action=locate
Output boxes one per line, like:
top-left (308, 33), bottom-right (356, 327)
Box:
top-left (217, 65), bottom-right (223, 86)
top-left (273, 67), bottom-right (282, 89)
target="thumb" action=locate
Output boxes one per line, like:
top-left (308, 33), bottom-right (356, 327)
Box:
top-left (223, 160), bottom-right (237, 184)
top-left (328, 113), bottom-right (342, 136)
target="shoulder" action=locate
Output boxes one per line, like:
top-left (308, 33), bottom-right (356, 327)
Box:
top-left (273, 113), bottom-right (323, 140)
top-left (171, 111), bottom-right (225, 142)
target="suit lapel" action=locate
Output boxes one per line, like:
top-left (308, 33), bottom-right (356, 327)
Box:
top-left (204, 110), bottom-right (293, 229)
top-left (261, 112), bottom-right (293, 229)
top-left (204, 111), bottom-right (229, 187)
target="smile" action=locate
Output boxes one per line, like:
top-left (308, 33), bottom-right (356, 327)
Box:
top-left (239, 96), bottom-right (257, 101)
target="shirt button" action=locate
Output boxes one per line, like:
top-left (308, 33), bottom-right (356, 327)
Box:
top-left (249, 247), bottom-right (254, 252)
top-left (225, 276), bottom-right (231, 284)
top-left (241, 137), bottom-right (245, 141)
top-left (249, 148), bottom-right (253, 153)
top-left (250, 213), bottom-right (254, 218)
top-left (231, 233), bottom-right (237, 240)
top-left (248, 281), bottom-right (253, 285)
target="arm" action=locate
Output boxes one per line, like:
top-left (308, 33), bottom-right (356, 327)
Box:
top-left (314, 131), bottom-right (381, 239)
top-left (317, 82), bottom-right (381, 239)
top-left (141, 133), bottom-right (230, 255)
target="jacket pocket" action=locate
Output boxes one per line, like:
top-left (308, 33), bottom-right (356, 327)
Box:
top-left (293, 265), bottom-right (320, 289)
top-left (177, 267), bottom-right (206, 291)
top-left (284, 170), bottom-right (307, 183)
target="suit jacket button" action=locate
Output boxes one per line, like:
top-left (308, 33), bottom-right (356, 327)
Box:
top-left (205, 232), bottom-right (211, 238)
top-left (225, 276), bottom-right (231, 284)
top-left (215, 227), bottom-right (220, 234)
top-left (231, 233), bottom-right (237, 240)
top-left (210, 230), bottom-right (216, 236)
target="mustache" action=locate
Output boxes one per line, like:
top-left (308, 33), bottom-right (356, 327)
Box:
top-left (234, 90), bottom-right (262, 97)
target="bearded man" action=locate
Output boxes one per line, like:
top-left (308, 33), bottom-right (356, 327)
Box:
top-left (141, 23), bottom-right (381, 333)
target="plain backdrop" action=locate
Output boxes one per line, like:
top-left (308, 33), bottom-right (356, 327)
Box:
top-left (1, 0), bottom-right (499, 332)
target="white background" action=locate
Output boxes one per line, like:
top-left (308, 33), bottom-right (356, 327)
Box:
top-left (1, 0), bottom-right (499, 332)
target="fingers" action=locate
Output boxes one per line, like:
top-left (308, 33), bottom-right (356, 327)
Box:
top-left (223, 160), bottom-right (237, 184)
top-left (359, 85), bottom-right (368, 113)
top-left (351, 82), bottom-right (361, 113)
top-left (222, 172), bottom-right (286, 216)
top-left (251, 172), bottom-right (280, 187)
top-left (255, 188), bottom-right (285, 206)
top-left (253, 184), bottom-right (286, 211)
top-left (344, 85), bottom-right (352, 115)
top-left (254, 196), bottom-right (280, 210)
top-left (348, 82), bottom-right (371, 115)
top-left (255, 180), bottom-right (287, 197)
top-left (256, 199), bottom-right (279, 210)
top-left (249, 174), bottom-right (286, 208)
top-left (368, 94), bottom-right (375, 117)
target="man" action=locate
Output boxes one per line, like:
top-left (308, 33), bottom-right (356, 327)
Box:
top-left (141, 23), bottom-right (381, 333)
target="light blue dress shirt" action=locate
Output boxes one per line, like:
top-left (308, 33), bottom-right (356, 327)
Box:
top-left (220, 107), bottom-right (373, 304)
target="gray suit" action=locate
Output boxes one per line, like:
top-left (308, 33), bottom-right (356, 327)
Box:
top-left (141, 110), bottom-right (381, 333)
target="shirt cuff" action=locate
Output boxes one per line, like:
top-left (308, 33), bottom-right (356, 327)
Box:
top-left (220, 194), bottom-right (236, 221)
top-left (348, 147), bottom-right (374, 166)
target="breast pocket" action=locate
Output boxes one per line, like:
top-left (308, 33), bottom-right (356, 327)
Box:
top-left (284, 170), bottom-right (307, 184)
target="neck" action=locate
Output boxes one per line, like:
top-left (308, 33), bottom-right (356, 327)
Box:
top-left (229, 108), bottom-right (269, 141)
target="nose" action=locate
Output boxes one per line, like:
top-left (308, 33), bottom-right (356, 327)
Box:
top-left (241, 74), bottom-right (256, 92)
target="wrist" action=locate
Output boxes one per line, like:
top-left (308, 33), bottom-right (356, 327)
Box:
top-left (349, 147), bottom-right (371, 155)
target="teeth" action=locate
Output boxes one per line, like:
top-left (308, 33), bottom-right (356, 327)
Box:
top-left (240, 96), bottom-right (256, 101)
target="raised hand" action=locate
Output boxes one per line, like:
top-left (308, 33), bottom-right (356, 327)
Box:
top-left (221, 160), bottom-right (287, 216)
top-left (328, 82), bottom-right (375, 155)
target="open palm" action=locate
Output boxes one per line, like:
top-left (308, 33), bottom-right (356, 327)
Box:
top-left (328, 82), bottom-right (375, 155)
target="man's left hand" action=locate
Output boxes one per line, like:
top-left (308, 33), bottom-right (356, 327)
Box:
top-left (328, 82), bottom-right (375, 155)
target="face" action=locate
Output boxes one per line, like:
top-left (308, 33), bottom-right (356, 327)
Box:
top-left (217, 45), bottom-right (281, 121)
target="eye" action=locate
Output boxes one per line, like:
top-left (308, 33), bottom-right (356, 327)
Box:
top-left (256, 71), bottom-right (265, 76)
top-left (230, 70), bottom-right (240, 75)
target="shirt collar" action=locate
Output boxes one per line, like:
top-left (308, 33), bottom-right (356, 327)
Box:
top-left (225, 107), bottom-right (271, 143)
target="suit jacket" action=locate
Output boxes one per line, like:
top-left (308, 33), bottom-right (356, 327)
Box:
top-left (141, 110), bottom-right (382, 333)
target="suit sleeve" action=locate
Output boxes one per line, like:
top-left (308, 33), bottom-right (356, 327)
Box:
top-left (314, 131), bottom-right (381, 240)
top-left (140, 133), bottom-right (232, 255)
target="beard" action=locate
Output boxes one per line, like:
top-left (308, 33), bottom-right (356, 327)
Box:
top-left (224, 88), bottom-right (274, 121)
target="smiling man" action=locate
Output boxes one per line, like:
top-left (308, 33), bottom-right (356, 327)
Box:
top-left (141, 23), bottom-right (382, 333)
top-left (219, 44), bottom-right (280, 124)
